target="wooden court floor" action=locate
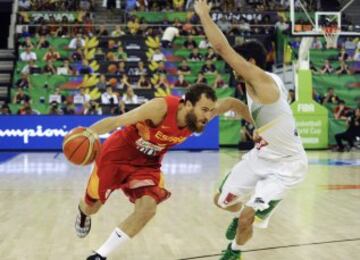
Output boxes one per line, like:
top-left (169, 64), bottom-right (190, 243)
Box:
top-left (0, 150), bottom-right (359, 260)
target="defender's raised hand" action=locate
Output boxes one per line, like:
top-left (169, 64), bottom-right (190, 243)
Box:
top-left (194, 0), bottom-right (212, 17)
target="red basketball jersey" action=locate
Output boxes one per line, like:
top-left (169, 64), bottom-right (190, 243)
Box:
top-left (118, 96), bottom-right (192, 157)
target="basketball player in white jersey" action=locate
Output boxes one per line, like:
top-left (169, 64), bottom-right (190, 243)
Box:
top-left (195, 1), bottom-right (308, 259)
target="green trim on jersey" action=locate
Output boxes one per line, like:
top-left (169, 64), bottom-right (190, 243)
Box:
top-left (218, 171), bottom-right (232, 193)
top-left (255, 200), bottom-right (281, 220)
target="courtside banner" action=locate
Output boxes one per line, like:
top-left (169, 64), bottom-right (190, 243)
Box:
top-left (0, 116), bottom-right (219, 150)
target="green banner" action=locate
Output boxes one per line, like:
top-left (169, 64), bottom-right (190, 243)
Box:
top-left (292, 70), bottom-right (329, 149)
top-left (313, 74), bottom-right (360, 107)
top-left (132, 11), bottom-right (189, 23)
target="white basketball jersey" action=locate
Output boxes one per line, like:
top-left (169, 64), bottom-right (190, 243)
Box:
top-left (246, 72), bottom-right (305, 160)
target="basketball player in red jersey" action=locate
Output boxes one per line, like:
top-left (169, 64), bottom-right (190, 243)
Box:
top-left (75, 84), bottom-right (252, 260)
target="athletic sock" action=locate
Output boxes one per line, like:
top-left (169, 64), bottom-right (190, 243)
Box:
top-left (96, 227), bottom-right (130, 257)
top-left (231, 240), bottom-right (242, 251)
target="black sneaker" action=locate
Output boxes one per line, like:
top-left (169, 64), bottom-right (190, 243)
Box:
top-left (75, 206), bottom-right (91, 238)
top-left (87, 252), bottom-right (106, 260)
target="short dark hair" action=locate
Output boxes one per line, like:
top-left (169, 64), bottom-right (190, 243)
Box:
top-left (234, 40), bottom-right (267, 69)
top-left (185, 84), bottom-right (217, 105)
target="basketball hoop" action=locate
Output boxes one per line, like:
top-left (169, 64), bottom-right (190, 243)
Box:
top-left (321, 27), bottom-right (340, 49)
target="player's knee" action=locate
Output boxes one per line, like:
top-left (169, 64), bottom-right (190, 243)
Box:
top-left (239, 208), bottom-right (255, 228)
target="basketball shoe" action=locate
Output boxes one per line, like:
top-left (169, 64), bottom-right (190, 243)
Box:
top-left (220, 243), bottom-right (242, 260)
top-left (86, 252), bottom-right (106, 260)
top-left (75, 206), bottom-right (91, 238)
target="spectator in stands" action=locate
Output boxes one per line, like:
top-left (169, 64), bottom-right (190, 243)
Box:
top-left (338, 48), bottom-right (349, 61)
top-left (174, 74), bottom-right (189, 88)
top-left (36, 24), bottom-right (49, 37)
top-left (178, 60), bottom-right (191, 75)
top-left (101, 86), bottom-right (119, 105)
top-left (13, 88), bottom-right (31, 104)
top-left (179, 60), bottom-right (195, 76)
top-left (344, 37), bottom-right (356, 51)
top-left (161, 26), bottom-right (179, 48)
top-left (320, 59), bottom-right (334, 74)
top-left (188, 47), bottom-right (203, 61)
top-left (353, 47), bottom-right (360, 61)
top-left (196, 72), bottom-right (207, 84)
top-left (80, 0), bottom-right (92, 11)
top-left (155, 74), bottom-right (171, 96)
top-left (334, 100), bottom-right (352, 120)
top-left (213, 72), bottom-right (226, 88)
top-left (322, 87), bottom-right (340, 104)
top-left (62, 96), bottom-right (76, 115)
top-left (151, 49), bottom-right (166, 62)
top-left (111, 25), bottom-right (126, 37)
top-left (239, 119), bottom-right (255, 149)
top-left (287, 89), bottom-right (295, 104)
top-left (217, 16), bottom-right (231, 34)
top-left (137, 75), bottom-right (152, 88)
top-left (18, 0), bottom-right (31, 11)
top-left (21, 60), bottom-right (40, 74)
top-left (57, 59), bottom-right (74, 75)
top-left (115, 46), bottom-right (128, 61)
top-left (84, 100), bottom-right (102, 115)
top-left (336, 59), bottom-right (352, 75)
top-left (122, 87), bottom-right (139, 104)
top-left (135, 0), bottom-right (149, 10)
top-left (78, 59), bottom-right (93, 75)
top-left (74, 87), bottom-right (91, 105)
top-left (198, 38), bottom-right (211, 49)
top-left (19, 37), bottom-right (34, 49)
top-left (128, 61), bottom-right (148, 76)
top-left (17, 101), bottom-right (33, 115)
top-left (68, 34), bottom-right (85, 49)
top-left (49, 88), bottom-right (63, 104)
top-left (206, 47), bottom-right (217, 61)
top-left (155, 61), bottom-right (166, 74)
top-left (20, 47), bottom-right (37, 61)
top-left (57, 25), bottom-right (70, 38)
top-left (116, 61), bottom-right (127, 75)
top-left (173, 0), bottom-right (185, 10)
top-left (15, 73), bottom-right (31, 89)
top-left (334, 107), bottom-right (360, 152)
top-left (127, 17), bottom-right (141, 35)
top-left (0, 103), bottom-right (10, 115)
top-left (118, 75), bottom-right (132, 90)
top-left (312, 89), bottom-right (322, 104)
top-left (237, 18), bottom-right (251, 35)
top-left (201, 59), bottom-right (217, 74)
top-left (96, 25), bottom-right (109, 36)
top-left (275, 16), bottom-right (289, 33)
top-left (311, 37), bottom-right (323, 49)
top-left (43, 46), bottom-right (60, 61)
top-left (36, 36), bottom-right (50, 49)
top-left (48, 101), bottom-right (62, 115)
top-left (184, 35), bottom-right (197, 49)
top-left (96, 75), bottom-right (108, 91)
top-left (70, 47), bottom-right (84, 61)
top-left (43, 60), bottom-right (57, 74)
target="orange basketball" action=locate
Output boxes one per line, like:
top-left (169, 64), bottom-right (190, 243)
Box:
top-left (63, 127), bottom-right (101, 165)
top-left (107, 63), bottom-right (117, 73)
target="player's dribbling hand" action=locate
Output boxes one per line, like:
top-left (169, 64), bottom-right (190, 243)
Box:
top-left (194, 0), bottom-right (212, 17)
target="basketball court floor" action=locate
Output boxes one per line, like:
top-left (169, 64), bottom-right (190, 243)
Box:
top-left (0, 149), bottom-right (359, 260)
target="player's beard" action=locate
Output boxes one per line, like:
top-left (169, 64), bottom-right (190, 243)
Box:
top-left (186, 110), bottom-right (206, 133)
